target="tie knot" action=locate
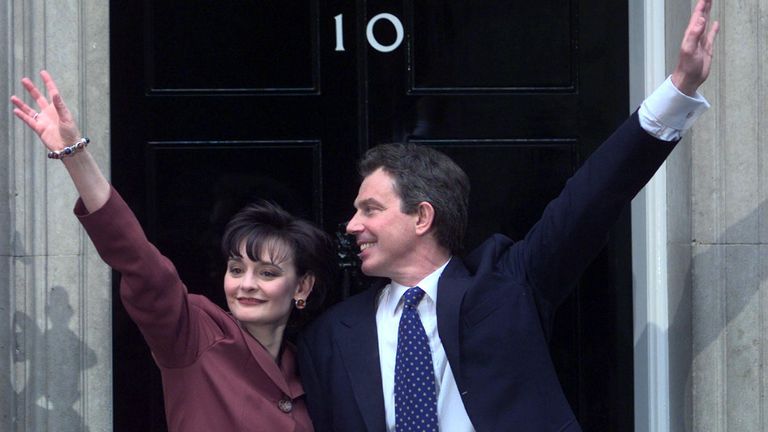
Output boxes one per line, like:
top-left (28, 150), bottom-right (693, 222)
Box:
top-left (402, 287), bottom-right (426, 309)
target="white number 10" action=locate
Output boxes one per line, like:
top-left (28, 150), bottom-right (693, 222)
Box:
top-left (334, 13), bottom-right (405, 53)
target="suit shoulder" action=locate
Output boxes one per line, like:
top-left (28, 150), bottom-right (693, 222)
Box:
top-left (461, 233), bottom-right (519, 273)
top-left (302, 287), bottom-right (377, 339)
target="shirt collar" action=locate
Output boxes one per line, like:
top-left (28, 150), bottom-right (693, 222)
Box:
top-left (381, 258), bottom-right (452, 316)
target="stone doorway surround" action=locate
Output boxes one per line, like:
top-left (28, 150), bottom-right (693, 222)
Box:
top-left (2, 1), bottom-right (111, 430)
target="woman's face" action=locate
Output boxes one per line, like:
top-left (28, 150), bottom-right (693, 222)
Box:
top-left (223, 242), bottom-right (312, 335)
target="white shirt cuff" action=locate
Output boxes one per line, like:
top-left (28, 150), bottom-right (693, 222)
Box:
top-left (638, 76), bottom-right (710, 141)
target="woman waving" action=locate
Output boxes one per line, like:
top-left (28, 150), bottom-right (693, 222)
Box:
top-left (11, 71), bottom-right (336, 432)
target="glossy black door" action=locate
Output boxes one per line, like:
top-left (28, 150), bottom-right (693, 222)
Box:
top-left (111, 1), bottom-right (632, 430)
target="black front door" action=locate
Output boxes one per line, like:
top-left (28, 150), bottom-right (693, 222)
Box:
top-left (111, 1), bottom-right (632, 430)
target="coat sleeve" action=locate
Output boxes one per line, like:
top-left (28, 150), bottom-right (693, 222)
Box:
top-left (76, 187), bottom-right (206, 367)
top-left (507, 112), bottom-right (677, 312)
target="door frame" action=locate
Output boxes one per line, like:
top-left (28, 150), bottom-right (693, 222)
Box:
top-left (96, 1), bottom-right (680, 430)
top-left (630, 0), bottom-right (685, 430)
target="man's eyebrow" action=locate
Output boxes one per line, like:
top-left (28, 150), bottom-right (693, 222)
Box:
top-left (354, 197), bottom-right (383, 208)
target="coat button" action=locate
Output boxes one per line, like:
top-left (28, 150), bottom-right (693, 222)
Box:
top-left (278, 398), bottom-right (293, 413)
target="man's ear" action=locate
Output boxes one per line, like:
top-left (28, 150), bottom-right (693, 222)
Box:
top-left (415, 201), bottom-right (435, 236)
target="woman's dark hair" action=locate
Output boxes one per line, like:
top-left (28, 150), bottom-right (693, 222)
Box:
top-left (221, 201), bottom-right (337, 325)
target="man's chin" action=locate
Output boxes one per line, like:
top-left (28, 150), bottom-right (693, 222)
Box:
top-left (360, 263), bottom-right (385, 278)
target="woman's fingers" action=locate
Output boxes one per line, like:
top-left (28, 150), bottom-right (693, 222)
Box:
top-left (11, 92), bottom-right (49, 132)
top-left (11, 105), bottom-right (40, 133)
top-left (10, 95), bottom-right (32, 114)
top-left (11, 96), bottom-right (37, 124)
top-left (41, 70), bottom-right (60, 97)
top-left (41, 71), bottom-right (64, 116)
top-left (21, 77), bottom-right (49, 110)
top-left (12, 71), bottom-right (82, 150)
top-left (52, 93), bottom-right (73, 124)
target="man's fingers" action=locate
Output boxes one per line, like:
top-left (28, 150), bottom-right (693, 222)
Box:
top-left (689, 0), bottom-right (705, 26)
top-left (701, 0), bottom-right (712, 17)
top-left (681, 4), bottom-right (712, 54)
top-left (693, 0), bottom-right (711, 18)
top-left (705, 21), bottom-right (720, 54)
top-left (687, 0), bottom-right (710, 39)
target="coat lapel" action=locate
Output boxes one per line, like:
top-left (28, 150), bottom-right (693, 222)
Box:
top-left (242, 331), bottom-right (293, 396)
top-left (336, 285), bottom-right (387, 432)
top-left (280, 344), bottom-right (305, 399)
top-left (436, 258), bottom-right (471, 379)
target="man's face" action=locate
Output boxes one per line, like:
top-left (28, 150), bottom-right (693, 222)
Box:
top-left (346, 168), bottom-right (420, 280)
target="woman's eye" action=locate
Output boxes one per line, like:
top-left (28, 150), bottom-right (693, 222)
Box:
top-left (228, 266), bottom-right (243, 275)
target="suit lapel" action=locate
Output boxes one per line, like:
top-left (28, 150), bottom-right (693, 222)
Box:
top-left (333, 270), bottom-right (470, 431)
top-left (336, 285), bottom-right (387, 432)
top-left (436, 258), bottom-right (471, 378)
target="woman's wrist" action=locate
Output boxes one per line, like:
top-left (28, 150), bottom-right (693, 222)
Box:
top-left (47, 137), bottom-right (90, 160)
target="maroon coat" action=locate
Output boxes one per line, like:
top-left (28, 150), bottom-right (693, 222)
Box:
top-left (77, 188), bottom-right (312, 432)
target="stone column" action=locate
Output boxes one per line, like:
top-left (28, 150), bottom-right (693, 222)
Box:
top-left (2, 1), bottom-right (112, 430)
top-left (691, 0), bottom-right (768, 430)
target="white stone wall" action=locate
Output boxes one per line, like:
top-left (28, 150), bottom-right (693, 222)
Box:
top-left (1, 1), bottom-right (111, 431)
top-left (1, 0), bottom-right (11, 427)
top-left (691, 0), bottom-right (768, 431)
top-left (689, 0), bottom-right (768, 430)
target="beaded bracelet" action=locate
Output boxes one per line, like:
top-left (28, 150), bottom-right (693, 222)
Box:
top-left (47, 138), bottom-right (90, 160)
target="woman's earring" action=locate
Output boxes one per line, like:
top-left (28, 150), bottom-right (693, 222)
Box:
top-left (294, 298), bottom-right (306, 310)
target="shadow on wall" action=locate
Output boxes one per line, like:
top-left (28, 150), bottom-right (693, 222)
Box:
top-left (10, 285), bottom-right (97, 431)
top-left (637, 199), bottom-right (767, 432)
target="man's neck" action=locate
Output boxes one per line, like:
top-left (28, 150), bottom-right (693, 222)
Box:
top-left (388, 248), bottom-right (451, 287)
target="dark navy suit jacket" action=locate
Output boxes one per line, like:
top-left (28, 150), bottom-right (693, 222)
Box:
top-left (298, 112), bottom-right (678, 431)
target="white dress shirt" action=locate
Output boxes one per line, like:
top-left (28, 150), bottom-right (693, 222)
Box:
top-left (375, 76), bottom-right (710, 432)
top-left (376, 260), bottom-right (474, 432)
top-left (639, 76), bottom-right (710, 141)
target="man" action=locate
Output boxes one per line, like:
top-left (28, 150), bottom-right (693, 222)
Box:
top-left (298, 1), bottom-right (719, 430)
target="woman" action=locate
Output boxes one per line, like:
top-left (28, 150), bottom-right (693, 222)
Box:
top-left (11, 71), bottom-right (336, 432)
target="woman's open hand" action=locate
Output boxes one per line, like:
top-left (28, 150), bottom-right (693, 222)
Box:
top-left (11, 70), bottom-right (110, 211)
top-left (10, 70), bottom-right (82, 152)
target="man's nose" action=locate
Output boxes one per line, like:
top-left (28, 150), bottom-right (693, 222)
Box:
top-left (346, 212), bottom-right (362, 234)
